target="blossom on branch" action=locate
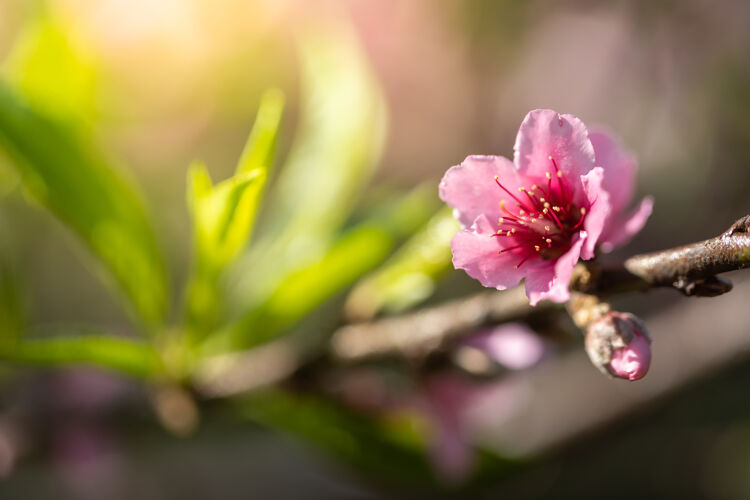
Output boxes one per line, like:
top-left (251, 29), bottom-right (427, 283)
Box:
top-left (585, 311), bottom-right (652, 381)
top-left (440, 109), bottom-right (652, 305)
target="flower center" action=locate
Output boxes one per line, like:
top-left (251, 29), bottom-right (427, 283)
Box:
top-left (491, 156), bottom-right (588, 268)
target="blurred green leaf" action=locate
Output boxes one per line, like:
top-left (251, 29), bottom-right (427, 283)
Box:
top-left (232, 20), bottom-right (387, 312)
top-left (208, 185), bottom-right (438, 352)
top-left (236, 389), bottom-right (436, 485)
top-left (0, 83), bottom-right (168, 329)
top-left (346, 206), bottom-right (459, 320)
top-left (188, 164), bottom-right (266, 276)
top-left (3, 12), bottom-right (98, 125)
top-left (185, 90), bottom-right (284, 335)
top-left (0, 241), bottom-right (23, 348)
top-left (0, 335), bottom-right (162, 378)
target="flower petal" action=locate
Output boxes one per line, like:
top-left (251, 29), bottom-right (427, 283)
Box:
top-left (525, 232), bottom-right (585, 306)
top-left (513, 109), bottom-right (595, 182)
top-left (599, 196), bottom-right (654, 253)
top-left (462, 323), bottom-right (546, 370)
top-left (450, 215), bottom-right (529, 290)
top-left (439, 155), bottom-right (520, 228)
top-left (580, 167), bottom-right (610, 260)
top-left (589, 129), bottom-right (637, 215)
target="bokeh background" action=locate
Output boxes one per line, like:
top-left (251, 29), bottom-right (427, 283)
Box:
top-left (1, 0), bottom-right (750, 498)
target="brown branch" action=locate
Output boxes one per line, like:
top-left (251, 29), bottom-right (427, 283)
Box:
top-left (331, 214), bottom-right (750, 363)
top-left (331, 287), bottom-right (555, 363)
top-left (623, 214), bottom-right (750, 296)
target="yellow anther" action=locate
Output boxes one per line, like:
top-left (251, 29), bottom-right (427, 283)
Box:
top-left (544, 225), bottom-right (551, 231)
top-left (557, 171), bottom-right (563, 178)
top-left (580, 207), bottom-right (587, 215)
top-left (531, 184), bottom-right (538, 190)
top-left (546, 238), bottom-right (552, 244)
top-left (542, 208), bottom-right (548, 214)
top-left (546, 172), bottom-right (552, 179)
top-left (540, 197), bottom-right (546, 203)
top-left (519, 187), bottom-right (526, 192)
top-left (553, 206), bottom-right (561, 212)
top-left (548, 155), bottom-right (553, 161)
top-left (519, 209), bottom-right (526, 215)
top-left (498, 217), bottom-right (504, 224)
top-left (511, 228), bottom-right (516, 233)
top-left (531, 218), bottom-right (537, 223)
top-left (534, 245), bottom-right (540, 252)
top-left (500, 200), bottom-right (505, 208)
top-left (494, 175), bottom-right (499, 180)
top-left (544, 202), bottom-right (550, 208)
top-left (506, 230), bottom-right (512, 236)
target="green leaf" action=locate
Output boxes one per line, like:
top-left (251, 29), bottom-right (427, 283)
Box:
top-left (231, 20), bottom-right (387, 312)
top-left (234, 89), bottom-right (285, 177)
top-left (207, 186), bottom-right (437, 352)
top-left (0, 83), bottom-right (169, 329)
top-left (0, 241), bottom-right (23, 348)
top-left (346, 206), bottom-right (459, 319)
top-left (3, 12), bottom-right (98, 125)
top-left (236, 389), bottom-right (436, 485)
top-left (0, 335), bottom-right (162, 378)
top-left (185, 90), bottom-right (284, 334)
top-left (188, 163), bottom-right (266, 270)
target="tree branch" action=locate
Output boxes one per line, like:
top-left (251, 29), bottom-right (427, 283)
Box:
top-left (331, 214), bottom-right (750, 363)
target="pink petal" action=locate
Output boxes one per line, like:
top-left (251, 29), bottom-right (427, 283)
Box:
top-left (513, 109), bottom-right (595, 183)
top-left (423, 376), bottom-right (476, 482)
top-left (439, 155), bottom-right (521, 228)
top-left (599, 196), bottom-right (654, 253)
top-left (609, 331), bottom-right (651, 381)
top-left (589, 129), bottom-right (637, 216)
top-left (524, 232), bottom-right (586, 306)
top-left (580, 167), bottom-right (610, 260)
top-left (451, 214), bottom-right (529, 290)
top-left (462, 323), bottom-right (546, 370)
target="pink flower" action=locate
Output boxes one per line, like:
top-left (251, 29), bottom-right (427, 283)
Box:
top-left (460, 323), bottom-right (547, 371)
top-left (585, 311), bottom-right (652, 381)
top-left (439, 109), bottom-right (652, 305)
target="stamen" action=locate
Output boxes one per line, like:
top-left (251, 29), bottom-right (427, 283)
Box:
top-left (548, 156), bottom-right (571, 201)
top-left (572, 210), bottom-right (586, 229)
top-left (534, 245), bottom-right (540, 252)
top-left (498, 243), bottom-right (525, 254)
top-left (495, 176), bottom-right (536, 213)
top-left (514, 254), bottom-right (533, 269)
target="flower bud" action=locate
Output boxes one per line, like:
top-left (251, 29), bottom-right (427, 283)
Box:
top-left (585, 312), bottom-right (651, 381)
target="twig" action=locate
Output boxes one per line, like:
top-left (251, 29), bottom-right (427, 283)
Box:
top-left (623, 214), bottom-right (750, 296)
top-left (332, 215), bottom-right (750, 362)
top-left (331, 287), bottom-right (554, 363)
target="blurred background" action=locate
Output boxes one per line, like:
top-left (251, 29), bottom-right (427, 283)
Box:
top-left (1, 0), bottom-right (750, 498)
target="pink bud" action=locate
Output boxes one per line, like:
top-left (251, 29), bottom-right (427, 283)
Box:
top-left (585, 312), bottom-right (652, 381)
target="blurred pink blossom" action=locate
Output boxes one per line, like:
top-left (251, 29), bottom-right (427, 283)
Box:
top-left (440, 109), bottom-right (652, 305)
top-left (421, 375), bottom-right (477, 483)
top-left (461, 323), bottom-right (547, 371)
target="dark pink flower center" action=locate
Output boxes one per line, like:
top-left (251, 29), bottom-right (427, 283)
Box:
top-left (491, 157), bottom-right (588, 268)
